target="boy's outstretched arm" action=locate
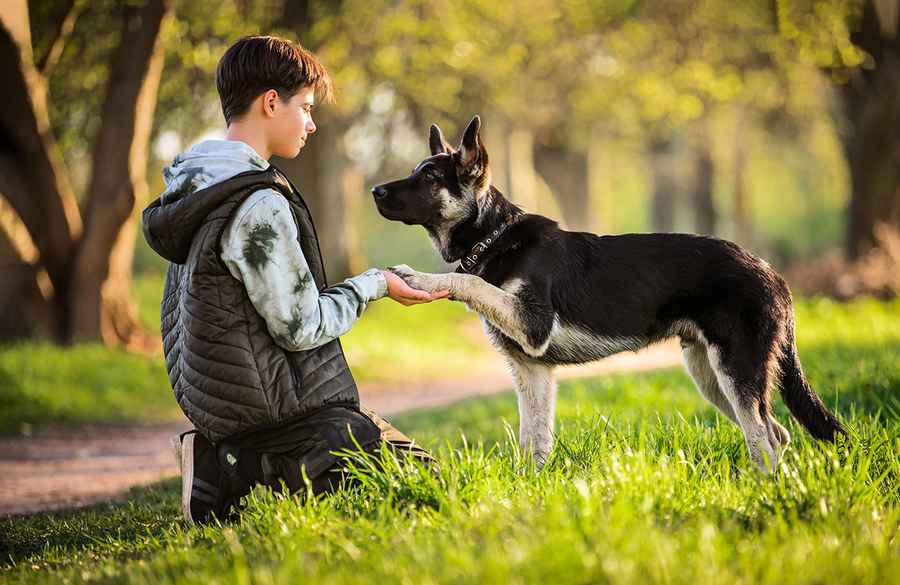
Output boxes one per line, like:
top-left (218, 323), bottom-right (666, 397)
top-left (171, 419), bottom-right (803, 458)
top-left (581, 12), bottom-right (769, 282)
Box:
top-left (221, 189), bottom-right (445, 351)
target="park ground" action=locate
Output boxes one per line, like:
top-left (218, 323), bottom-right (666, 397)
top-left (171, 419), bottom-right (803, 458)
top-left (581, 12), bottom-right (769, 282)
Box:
top-left (0, 295), bottom-right (898, 584)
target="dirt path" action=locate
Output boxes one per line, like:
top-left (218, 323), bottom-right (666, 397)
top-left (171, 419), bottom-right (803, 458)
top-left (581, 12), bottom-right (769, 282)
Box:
top-left (0, 342), bottom-right (681, 517)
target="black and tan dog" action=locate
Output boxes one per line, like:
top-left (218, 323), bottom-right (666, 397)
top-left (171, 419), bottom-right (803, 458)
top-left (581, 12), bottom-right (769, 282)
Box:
top-left (372, 116), bottom-right (846, 471)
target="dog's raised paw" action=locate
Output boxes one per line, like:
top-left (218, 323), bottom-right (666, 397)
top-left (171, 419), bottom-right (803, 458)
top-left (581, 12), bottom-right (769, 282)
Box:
top-left (387, 264), bottom-right (414, 277)
top-left (387, 264), bottom-right (426, 288)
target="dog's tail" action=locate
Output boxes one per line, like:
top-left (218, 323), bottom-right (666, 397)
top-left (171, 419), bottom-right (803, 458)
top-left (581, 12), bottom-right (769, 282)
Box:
top-left (777, 318), bottom-right (847, 442)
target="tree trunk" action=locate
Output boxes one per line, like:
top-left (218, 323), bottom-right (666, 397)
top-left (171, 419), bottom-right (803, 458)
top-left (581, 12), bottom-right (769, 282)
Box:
top-left (650, 139), bottom-right (677, 232)
top-left (842, 0), bottom-right (900, 259)
top-left (0, 6), bottom-right (80, 299)
top-left (0, 191), bottom-right (63, 342)
top-left (68, 0), bottom-right (169, 346)
top-left (693, 138), bottom-right (717, 235)
top-left (274, 113), bottom-right (359, 281)
top-left (0, 0), bottom-right (169, 348)
top-left (0, 205), bottom-right (55, 340)
top-left (534, 142), bottom-right (591, 232)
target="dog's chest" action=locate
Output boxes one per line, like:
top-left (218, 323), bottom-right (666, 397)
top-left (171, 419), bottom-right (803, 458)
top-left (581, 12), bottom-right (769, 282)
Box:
top-left (480, 315), bottom-right (647, 365)
top-left (543, 320), bottom-right (648, 364)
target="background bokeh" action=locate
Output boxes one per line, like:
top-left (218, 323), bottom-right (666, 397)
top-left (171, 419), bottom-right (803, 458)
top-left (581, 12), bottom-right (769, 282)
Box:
top-left (0, 1), bottom-right (898, 423)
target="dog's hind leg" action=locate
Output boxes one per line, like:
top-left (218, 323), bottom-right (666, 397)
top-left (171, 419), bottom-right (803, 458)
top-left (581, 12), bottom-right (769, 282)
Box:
top-left (767, 416), bottom-right (791, 448)
top-left (705, 343), bottom-right (781, 473)
top-left (681, 340), bottom-right (739, 426)
top-left (507, 355), bottom-right (557, 468)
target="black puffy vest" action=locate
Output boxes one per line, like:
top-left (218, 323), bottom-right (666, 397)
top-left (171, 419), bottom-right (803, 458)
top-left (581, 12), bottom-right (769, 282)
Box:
top-left (142, 167), bottom-right (359, 442)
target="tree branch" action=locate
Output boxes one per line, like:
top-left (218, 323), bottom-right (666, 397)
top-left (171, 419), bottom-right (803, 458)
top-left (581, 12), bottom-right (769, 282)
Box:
top-left (36, 0), bottom-right (84, 78)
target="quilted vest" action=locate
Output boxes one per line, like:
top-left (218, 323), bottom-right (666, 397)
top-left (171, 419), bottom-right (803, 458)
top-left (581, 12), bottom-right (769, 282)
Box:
top-left (142, 167), bottom-right (359, 442)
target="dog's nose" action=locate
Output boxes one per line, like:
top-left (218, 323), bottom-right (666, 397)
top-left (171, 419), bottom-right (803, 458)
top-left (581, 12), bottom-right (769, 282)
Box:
top-left (372, 186), bottom-right (388, 200)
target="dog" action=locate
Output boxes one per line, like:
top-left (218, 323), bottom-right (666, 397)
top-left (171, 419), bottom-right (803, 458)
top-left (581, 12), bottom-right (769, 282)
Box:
top-left (371, 115), bottom-right (847, 472)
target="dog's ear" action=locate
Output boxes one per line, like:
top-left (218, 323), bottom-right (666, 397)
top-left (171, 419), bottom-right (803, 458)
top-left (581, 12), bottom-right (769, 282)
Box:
top-left (429, 124), bottom-right (452, 156)
top-left (458, 115), bottom-right (484, 168)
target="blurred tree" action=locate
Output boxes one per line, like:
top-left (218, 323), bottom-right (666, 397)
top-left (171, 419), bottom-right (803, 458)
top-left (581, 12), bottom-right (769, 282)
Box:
top-left (840, 0), bottom-right (900, 258)
top-left (690, 124), bottom-right (718, 235)
top-left (534, 133), bottom-right (591, 232)
top-left (272, 0), bottom-right (364, 280)
top-left (0, 0), bottom-right (170, 347)
top-left (777, 0), bottom-right (899, 258)
top-left (0, 0), bottom-right (271, 346)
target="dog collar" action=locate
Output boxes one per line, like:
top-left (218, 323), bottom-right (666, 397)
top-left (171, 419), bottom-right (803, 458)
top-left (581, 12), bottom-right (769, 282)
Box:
top-left (457, 223), bottom-right (511, 274)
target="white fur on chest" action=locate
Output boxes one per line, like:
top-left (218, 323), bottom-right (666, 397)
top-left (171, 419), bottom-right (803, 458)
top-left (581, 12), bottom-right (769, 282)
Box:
top-left (546, 319), bottom-right (647, 362)
top-left (473, 277), bottom-right (648, 363)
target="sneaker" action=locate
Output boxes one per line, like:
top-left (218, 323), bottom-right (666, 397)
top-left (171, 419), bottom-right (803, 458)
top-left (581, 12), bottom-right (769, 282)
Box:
top-left (178, 431), bottom-right (222, 525)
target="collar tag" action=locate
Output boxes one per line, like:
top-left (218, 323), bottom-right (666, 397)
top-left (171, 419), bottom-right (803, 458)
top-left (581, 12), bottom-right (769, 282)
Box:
top-left (457, 227), bottom-right (509, 273)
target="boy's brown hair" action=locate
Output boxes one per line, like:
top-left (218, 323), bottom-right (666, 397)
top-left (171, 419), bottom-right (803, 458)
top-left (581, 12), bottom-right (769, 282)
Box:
top-left (216, 35), bottom-right (333, 125)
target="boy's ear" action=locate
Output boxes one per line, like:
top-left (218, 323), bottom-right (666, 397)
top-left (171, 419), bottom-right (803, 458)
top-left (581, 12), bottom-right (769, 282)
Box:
top-left (262, 89), bottom-right (280, 118)
top-left (458, 115), bottom-right (484, 168)
top-left (429, 124), bottom-right (453, 155)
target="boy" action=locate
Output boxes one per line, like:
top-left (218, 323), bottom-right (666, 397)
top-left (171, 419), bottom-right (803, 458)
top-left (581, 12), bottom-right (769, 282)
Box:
top-left (142, 35), bottom-right (445, 524)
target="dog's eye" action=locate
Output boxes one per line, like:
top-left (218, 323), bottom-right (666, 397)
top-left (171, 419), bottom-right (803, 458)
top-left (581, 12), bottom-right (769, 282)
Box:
top-left (424, 168), bottom-right (441, 181)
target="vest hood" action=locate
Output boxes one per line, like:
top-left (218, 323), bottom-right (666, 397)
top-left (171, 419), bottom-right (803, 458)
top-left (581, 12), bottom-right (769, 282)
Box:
top-left (142, 140), bottom-right (274, 264)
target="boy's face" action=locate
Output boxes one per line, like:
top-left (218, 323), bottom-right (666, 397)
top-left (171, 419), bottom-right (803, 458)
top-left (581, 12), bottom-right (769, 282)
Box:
top-left (269, 86), bottom-right (317, 159)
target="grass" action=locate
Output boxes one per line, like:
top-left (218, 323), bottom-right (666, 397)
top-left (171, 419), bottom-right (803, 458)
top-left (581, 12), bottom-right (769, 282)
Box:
top-left (1, 297), bottom-right (898, 584)
top-left (0, 344), bottom-right (176, 435)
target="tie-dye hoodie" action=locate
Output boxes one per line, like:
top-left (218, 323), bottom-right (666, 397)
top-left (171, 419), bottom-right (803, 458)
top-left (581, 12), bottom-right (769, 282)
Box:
top-left (160, 139), bottom-right (387, 351)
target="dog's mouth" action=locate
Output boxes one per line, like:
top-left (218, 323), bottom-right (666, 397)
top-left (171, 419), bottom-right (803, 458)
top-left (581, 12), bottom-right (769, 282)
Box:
top-left (372, 185), bottom-right (418, 224)
top-left (371, 180), bottom-right (445, 227)
top-left (371, 196), bottom-right (415, 225)
top-left (372, 193), bottom-right (401, 214)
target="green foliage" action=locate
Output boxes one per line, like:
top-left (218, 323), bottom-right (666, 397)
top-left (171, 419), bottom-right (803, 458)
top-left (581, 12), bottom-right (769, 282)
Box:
top-left (27, 0), bottom-right (276, 186)
top-left (154, 0), bottom-right (281, 142)
top-left (306, 0), bottom-right (863, 141)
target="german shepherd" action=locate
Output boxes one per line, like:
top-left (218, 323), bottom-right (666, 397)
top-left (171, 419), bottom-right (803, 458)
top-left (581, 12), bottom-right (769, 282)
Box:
top-left (371, 115), bottom-right (846, 471)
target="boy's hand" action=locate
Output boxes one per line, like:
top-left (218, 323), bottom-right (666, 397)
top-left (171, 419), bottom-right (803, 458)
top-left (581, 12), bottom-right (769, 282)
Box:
top-left (381, 270), bottom-right (450, 306)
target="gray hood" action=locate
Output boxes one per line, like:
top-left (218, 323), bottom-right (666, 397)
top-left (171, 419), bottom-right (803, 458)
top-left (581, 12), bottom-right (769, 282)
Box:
top-left (142, 140), bottom-right (277, 264)
top-left (160, 139), bottom-right (270, 204)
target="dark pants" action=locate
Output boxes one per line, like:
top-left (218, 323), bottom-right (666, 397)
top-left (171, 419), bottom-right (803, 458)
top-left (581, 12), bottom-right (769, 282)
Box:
top-left (211, 406), bottom-right (433, 512)
top-left (297, 408), bottom-right (435, 494)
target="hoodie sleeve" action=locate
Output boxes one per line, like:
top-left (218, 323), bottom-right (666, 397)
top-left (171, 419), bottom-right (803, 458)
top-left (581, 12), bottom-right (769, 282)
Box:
top-left (220, 189), bottom-right (388, 351)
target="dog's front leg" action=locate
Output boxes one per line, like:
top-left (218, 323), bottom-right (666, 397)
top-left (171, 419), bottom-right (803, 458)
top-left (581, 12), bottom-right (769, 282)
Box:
top-left (507, 355), bottom-right (557, 468)
top-left (389, 265), bottom-right (551, 358)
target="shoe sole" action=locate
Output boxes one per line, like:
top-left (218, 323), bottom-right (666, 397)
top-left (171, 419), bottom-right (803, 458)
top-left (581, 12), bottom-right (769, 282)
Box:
top-left (170, 434), bottom-right (184, 473)
top-left (181, 432), bottom-right (196, 525)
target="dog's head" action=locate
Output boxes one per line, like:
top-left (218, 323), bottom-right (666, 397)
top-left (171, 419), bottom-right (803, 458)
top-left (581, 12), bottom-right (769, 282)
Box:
top-left (371, 116), bottom-right (491, 258)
